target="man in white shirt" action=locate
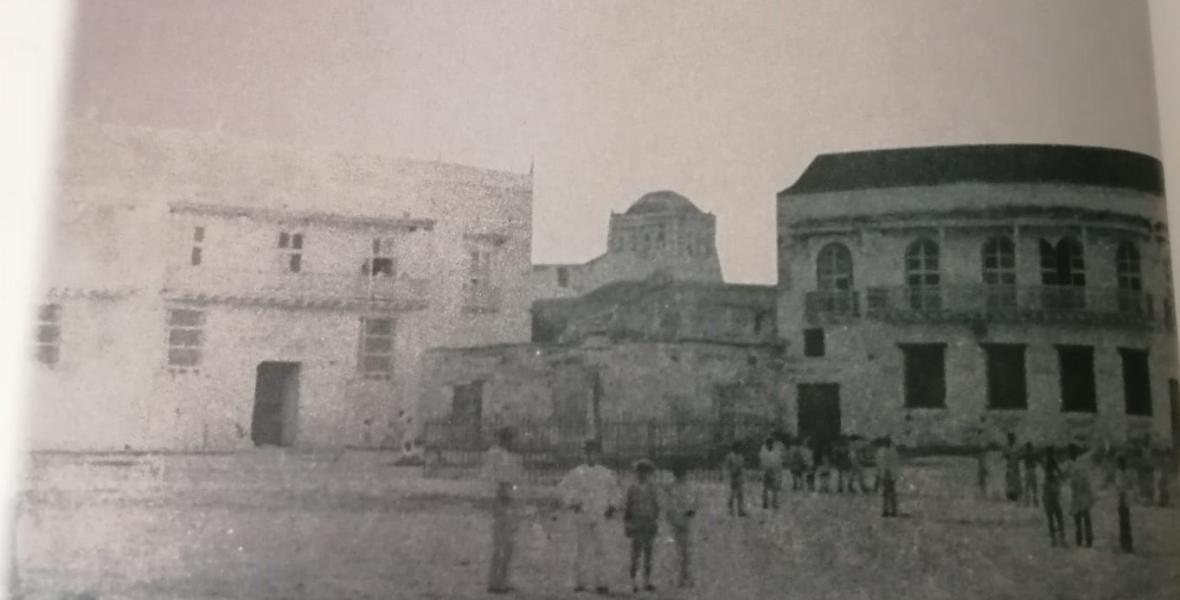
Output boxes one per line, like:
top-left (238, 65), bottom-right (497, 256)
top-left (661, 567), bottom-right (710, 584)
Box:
top-left (558, 439), bottom-right (620, 595)
top-left (484, 427), bottom-right (526, 594)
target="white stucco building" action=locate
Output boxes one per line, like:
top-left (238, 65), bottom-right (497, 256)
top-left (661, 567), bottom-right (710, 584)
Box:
top-left (28, 121), bottom-right (533, 451)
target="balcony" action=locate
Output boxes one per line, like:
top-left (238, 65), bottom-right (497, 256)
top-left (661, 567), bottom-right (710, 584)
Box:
top-left (162, 269), bottom-right (429, 311)
top-left (804, 291), bottom-right (860, 322)
top-left (862, 285), bottom-right (1153, 327)
top-left (462, 282), bottom-right (502, 313)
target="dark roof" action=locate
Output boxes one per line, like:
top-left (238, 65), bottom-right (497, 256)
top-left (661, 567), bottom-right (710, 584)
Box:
top-left (779, 144), bottom-right (1164, 196)
top-left (625, 190), bottom-right (702, 215)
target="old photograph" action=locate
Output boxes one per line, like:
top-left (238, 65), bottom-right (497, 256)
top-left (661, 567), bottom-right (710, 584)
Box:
top-left (6, 1), bottom-right (1180, 599)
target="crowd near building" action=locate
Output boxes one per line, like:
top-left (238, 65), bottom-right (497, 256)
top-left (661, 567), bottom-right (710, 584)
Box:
top-left (27, 125), bottom-right (1180, 455)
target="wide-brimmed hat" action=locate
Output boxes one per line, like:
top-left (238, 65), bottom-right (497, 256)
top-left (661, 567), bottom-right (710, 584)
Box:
top-left (634, 458), bottom-right (655, 473)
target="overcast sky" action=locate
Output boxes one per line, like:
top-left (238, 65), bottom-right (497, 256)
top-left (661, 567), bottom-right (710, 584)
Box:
top-left (65, 0), bottom-right (1161, 284)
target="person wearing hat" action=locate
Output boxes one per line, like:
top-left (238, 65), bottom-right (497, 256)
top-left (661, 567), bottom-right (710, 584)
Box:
top-left (558, 439), bottom-right (620, 595)
top-left (624, 458), bottom-right (661, 593)
top-left (484, 426), bottom-right (525, 594)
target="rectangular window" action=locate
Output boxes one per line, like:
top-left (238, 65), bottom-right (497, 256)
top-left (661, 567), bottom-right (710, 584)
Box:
top-left (278, 231), bottom-right (303, 273)
top-left (901, 343), bottom-right (946, 408)
top-left (983, 344), bottom-right (1027, 409)
top-left (35, 303), bottom-right (61, 366)
top-left (166, 308), bottom-right (204, 367)
top-left (557, 266), bottom-right (569, 288)
top-left (803, 328), bottom-right (825, 357)
top-left (189, 225), bottom-right (205, 266)
top-left (1120, 348), bottom-right (1152, 416)
top-left (468, 248), bottom-right (493, 286)
top-left (359, 317), bottom-right (395, 378)
top-left (363, 238), bottom-right (397, 277)
top-left (1057, 345), bottom-right (1097, 413)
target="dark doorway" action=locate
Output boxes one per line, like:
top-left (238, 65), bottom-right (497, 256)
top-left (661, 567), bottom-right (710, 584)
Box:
top-left (797, 383), bottom-right (841, 447)
top-left (251, 362), bottom-right (300, 447)
top-left (451, 381), bottom-right (483, 449)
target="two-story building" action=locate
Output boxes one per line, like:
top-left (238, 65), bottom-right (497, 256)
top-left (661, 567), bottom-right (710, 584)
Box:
top-left (777, 144), bottom-right (1179, 448)
top-left (28, 121), bottom-right (533, 451)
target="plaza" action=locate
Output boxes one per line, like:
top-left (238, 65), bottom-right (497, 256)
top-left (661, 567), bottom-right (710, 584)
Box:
top-left (13, 452), bottom-right (1178, 599)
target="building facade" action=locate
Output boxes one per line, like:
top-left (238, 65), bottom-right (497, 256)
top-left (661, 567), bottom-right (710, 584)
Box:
top-left (777, 144), bottom-right (1179, 448)
top-left (28, 121), bottom-right (533, 451)
top-left (531, 190), bottom-right (722, 299)
top-left (419, 276), bottom-right (783, 454)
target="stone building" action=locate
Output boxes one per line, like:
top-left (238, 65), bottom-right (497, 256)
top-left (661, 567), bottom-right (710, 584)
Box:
top-left (531, 190), bottom-right (722, 299)
top-left (777, 144), bottom-right (1179, 448)
top-left (419, 276), bottom-right (783, 453)
top-left (27, 121), bottom-right (533, 451)
top-left (421, 192), bottom-right (779, 455)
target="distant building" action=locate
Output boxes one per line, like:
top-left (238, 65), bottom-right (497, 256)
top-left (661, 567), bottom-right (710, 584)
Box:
top-left (28, 122), bottom-right (533, 451)
top-left (531, 190), bottom-right (722, 299)
top-left (777, 144), bottom-right (1178, 448)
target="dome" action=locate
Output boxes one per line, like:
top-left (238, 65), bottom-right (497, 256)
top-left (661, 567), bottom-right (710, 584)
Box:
top-left (624, 190), bottom-right (702, 215)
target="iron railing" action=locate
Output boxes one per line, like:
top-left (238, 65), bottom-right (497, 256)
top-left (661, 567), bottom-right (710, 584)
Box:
top-left (861, 284), bottom-right (1153, 326)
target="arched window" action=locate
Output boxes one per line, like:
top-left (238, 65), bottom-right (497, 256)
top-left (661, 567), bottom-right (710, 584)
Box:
top-left (1039, 236), bottom-right (1085, 310)
top-left (1117, 241), bottom-right (1143, 315)
top-left (906, 238), bottom-right (941, 311)
top-left (982, 236), bottom-right (1016, 310)
top-left (815, 242), bottom-right (854, 315)
top-left (816, 243), bottom-right (854, 291)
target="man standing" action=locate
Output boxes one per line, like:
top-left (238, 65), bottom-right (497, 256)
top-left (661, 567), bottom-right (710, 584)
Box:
top-left (759, 435), bottom-right (783, 510)
top-left (484, 427), bottom-right (525, 595)
top-left (558, 440), bottom-right (620, 595)
top-left (1003, 433), bottom-right (1022, 503)
top-left (876, 436), bottom-right (900, 517)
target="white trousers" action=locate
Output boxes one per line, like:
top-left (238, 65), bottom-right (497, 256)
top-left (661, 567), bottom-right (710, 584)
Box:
top-left (573, 518), bottom-right (609, 588)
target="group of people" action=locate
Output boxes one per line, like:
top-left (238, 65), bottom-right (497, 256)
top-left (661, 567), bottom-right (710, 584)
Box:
top-left (981, 433), bottom-right (1176, 552)
top-left (724, 432), bottom-right (902, 518)
top-left (484, 430), bottom-right (700, 595)
top-left (482, 428), bottom-right (906, 595)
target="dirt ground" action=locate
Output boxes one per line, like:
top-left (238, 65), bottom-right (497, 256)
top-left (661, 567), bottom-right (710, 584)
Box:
top-left (11, 451), bottom-right (1180, 599)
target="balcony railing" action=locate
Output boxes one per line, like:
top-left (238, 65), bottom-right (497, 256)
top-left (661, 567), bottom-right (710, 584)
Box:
top-left (862, 284), bottom-right (1153, 326)
top-left (804, 291), bottom-right (860, 322)
top-left (462, 282), bottom-right (502, 313)
top-left (162, 269), bottom-right (429, 309)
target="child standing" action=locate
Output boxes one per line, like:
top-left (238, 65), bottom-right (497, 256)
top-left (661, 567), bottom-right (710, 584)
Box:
top-left (723, 442), bottom-right (748, 516)
top-left (1043, 448), bottom-right (1066, 547)
top-left (624, 459), bottom-right (661, 593)
top-left (1114, 456), bottom-right (1135, 553)
top-left (787, 440), bottom-right (806, 492)
top-left (664, 462), bottom-right (698, 588)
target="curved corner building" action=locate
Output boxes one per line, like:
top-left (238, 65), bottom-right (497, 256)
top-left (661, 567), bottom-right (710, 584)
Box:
top-left (776, 144), bottom-right (1178, 449)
